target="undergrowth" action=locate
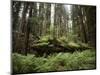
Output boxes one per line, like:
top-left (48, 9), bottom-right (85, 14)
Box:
top-left (12, 49), bottom-right (96, 74)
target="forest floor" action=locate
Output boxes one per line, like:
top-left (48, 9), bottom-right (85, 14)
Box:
top-left (12, 49), bottom-right (96, 74)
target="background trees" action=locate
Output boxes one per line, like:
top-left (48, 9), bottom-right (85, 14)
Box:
top-left (71, 5), bottom-right (96, 47)
top-left (12, 1), bottom-right (96, 55)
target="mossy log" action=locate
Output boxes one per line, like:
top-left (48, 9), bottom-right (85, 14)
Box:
top-left (30, 39), bottom-right (91, 56)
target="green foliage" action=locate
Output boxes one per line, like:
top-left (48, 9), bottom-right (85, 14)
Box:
top-left (36, 50), bottom-right (95, 72)
top-left (58, 36), bottom-right (68, 43)
top-left (39, 35), bottom-right (51, 42)
top-left (57, 36), bottom-right (90, 51)
top-left (12, 53), bottom-right (47, 74)
top-left (12, 49), bottom-right (96, 74)
top-left (30, 35), bottom-right (91, 56)
top-left (34, 42), bottom-right (49, 46)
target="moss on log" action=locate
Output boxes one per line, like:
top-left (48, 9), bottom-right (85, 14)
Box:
top-left (30, 38), bottom-right (91, 56)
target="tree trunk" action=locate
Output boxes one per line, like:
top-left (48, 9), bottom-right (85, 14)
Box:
top-left (24, 3), bottom-right (32, 56)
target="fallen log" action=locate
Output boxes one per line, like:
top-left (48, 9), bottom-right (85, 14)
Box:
top-left (29, 40), bottom-right (91, 57)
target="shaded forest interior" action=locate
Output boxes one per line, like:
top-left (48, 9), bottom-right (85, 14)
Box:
top-left (12, 1), bottom-right (96, 74)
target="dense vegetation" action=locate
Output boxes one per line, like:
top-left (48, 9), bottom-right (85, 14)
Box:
top-left (12, 49), bottom-right (96, 74)
top-left (12, 1), bottom-right (96, 74)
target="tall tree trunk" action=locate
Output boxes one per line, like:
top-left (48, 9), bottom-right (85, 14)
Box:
top-left (78, 7), bottom-right (88, 43)
top-left (20, 3), bottom-right (29, 33)
top-left (24, 3), bottom-right (32, 56)
top-left (50, 4), bottom-right (55, 38)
